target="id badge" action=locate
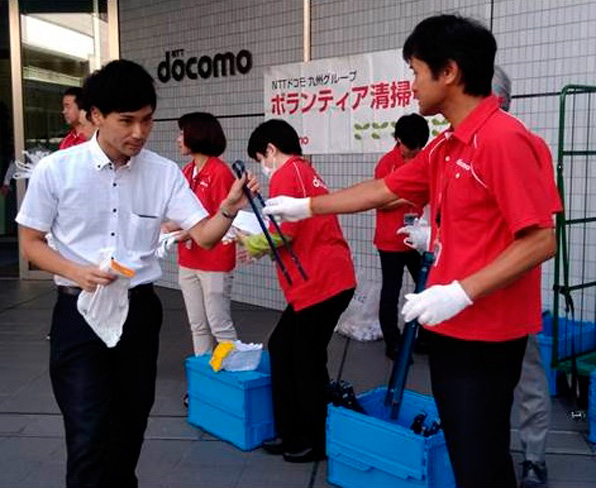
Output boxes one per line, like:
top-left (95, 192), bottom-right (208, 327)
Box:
top-left (432, 238), bottom-right (442, 267)
top-left (404, 213), bottom-right (418, 226)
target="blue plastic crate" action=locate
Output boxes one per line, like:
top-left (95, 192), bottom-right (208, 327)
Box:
top-left (538, 312), bottom-right (596, 396)
top-left (185, 352), bottom-right (275, 450)
top-left (327, 387), bottom-right (455, 488)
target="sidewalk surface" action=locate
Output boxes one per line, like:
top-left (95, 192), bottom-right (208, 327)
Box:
top-left (0, 280), bottom-right (594, 487)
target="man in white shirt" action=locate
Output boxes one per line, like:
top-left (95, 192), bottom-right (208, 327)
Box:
top-left (16, 59), bottom-right (256, 488)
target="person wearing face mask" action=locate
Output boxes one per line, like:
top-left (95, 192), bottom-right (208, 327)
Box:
top-left (165, 112), bottom-right (238, 362)
top-left (240, 119), bottom-right (356, 463)
top-left (374, 113), bottom-right (429, 359)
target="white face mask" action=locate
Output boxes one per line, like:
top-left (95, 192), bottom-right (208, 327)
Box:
top-left (260, 162), bottom-right (274, 179)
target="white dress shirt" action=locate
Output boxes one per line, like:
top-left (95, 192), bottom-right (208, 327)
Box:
top-left (16, 133), bottom-right (208, 286)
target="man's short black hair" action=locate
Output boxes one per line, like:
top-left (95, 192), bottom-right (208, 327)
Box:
top-left (178, 112), bottom-right (226, 156)
top-left (63, 87), bottom-right (83, 109)
top-left (403, 14), bottom-right (496, 97)
top-left (82, 59), bottom-right (156, 116)
top-left (394, 113), bottom-right (429, 150)
top-left (247, 119), bottom-right (302, 160)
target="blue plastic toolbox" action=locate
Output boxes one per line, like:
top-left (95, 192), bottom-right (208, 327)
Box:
top-left (327, 387), bottom-right (455, 488)
top-left (185, 351), bottom-right (275, 450)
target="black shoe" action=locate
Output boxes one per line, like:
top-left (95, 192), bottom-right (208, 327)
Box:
top-left (282, 446), bottom-right (326, 463)
top-left (262, 437), bottom-right (285, 455)
top-left (183, 393), bottom-right (189, 408)
top-left (520, 461), bottom-right (548, 488)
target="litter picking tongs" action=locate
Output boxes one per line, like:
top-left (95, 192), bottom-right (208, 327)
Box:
top-left (385, 251), bottom-right (435, 419)
top-left (231, 160), bottom-right (308, 286)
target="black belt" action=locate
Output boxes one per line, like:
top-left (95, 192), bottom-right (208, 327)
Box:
top-left (57, 283), bottom-right (154, 297)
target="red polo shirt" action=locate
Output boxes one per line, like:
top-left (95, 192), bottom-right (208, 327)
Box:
top-left (59, 129), bottom-right (86, 150)
top-left (385, 95), bottom-right (562, 341)
top-left (374, 146), bottom-right (422, 252)
top-left (178, 157), bottom-right (236, 272)
top-left (269, 156), bottom-right (356, 311)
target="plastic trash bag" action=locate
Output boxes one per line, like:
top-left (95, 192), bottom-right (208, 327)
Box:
top-left (210, 340), bottom-right (263, 372)
top-left (335, 276), bottom-right (383, 342)
top-left (77, 255), bottom-right (136, 348)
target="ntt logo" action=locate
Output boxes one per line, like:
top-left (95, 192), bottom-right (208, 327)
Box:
top-left (157, 48), bottom-right (253, 83)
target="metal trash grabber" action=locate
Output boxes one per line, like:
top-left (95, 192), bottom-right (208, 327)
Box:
top-left (384, 251), bottom-right (435, 419)
top-left (231, 160), bottom-right (308, 285)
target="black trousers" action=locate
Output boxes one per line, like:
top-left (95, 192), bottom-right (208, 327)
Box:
top-left (50, 287), bottom-right (162, 488)
top-left (378, 250), bottom-right (421, 351)
top-left (428, 332), bottom-right (528, 488)
top-left (268, 288), bottom-right (354, 452)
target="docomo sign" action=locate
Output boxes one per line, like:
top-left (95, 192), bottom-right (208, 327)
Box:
top-left (157, 48), bottom-right (253, 83)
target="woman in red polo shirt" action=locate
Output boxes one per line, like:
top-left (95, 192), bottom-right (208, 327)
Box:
top-left (241, 119), bottom-right (356, 463)
top-left (172, 112), bottom-right (238, 356)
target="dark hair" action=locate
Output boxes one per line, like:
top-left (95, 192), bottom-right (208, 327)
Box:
top-left (394, 113), bottom-right (429, 150)
top-left (82, 59), bottom-right (156, 116)
top-left (247, 119), bottom-right (302, 160)
top-left (63, 87), bottom-right (83, 109)
top-left (177, 112), bottom-right (226, 156)
top-left (403, 14), bottom-right (496, 97)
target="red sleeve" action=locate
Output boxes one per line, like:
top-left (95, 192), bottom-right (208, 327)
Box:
top-left (532, 135), bottom-right (563, 214)
top-left (479, 130), bottom-right (558, 234)
top-left (384, 147), bottom-right (430, 208)
top-left (268, 166), bottom-right (302, 238)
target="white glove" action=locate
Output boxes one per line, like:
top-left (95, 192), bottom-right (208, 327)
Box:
top-left (263, 196), bottom-right (312, 222)
top-left (401, 280), bottom-right (473, 326)
top-left (397, 222), bottom-right (431, 253)
top-left (155, 231), bottom-right (184, 259)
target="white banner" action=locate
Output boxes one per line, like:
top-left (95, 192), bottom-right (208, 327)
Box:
top-left (264, 49), bottom-right (421, 154)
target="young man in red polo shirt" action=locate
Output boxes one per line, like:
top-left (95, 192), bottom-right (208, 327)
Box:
top-left (263, 15), bottom-right (561, 488)
top-left (374, 113), bottom-right (429, 359)
top-left (59, 87), bottom-right (87, 150)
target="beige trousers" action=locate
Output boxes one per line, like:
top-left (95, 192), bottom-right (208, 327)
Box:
top-left (178, 266), bottom-right (237, 355)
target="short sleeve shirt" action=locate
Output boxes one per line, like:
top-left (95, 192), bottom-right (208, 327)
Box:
top-left (384, 95), bottom-right (562, 341)
top-left (178, 157), bottom-right (236, 272)
top-left (16, 133), bottom-right (208, 286)
top-left (373, 146), bottom-right (422, 252)
top-left (269, 156), bottom-right (356, 311)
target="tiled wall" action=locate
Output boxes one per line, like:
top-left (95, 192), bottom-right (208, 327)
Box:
top-left (120, 0), bottom-right (596, 320)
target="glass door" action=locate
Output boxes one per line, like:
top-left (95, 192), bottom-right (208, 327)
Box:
top-left (0, 0), bottom-right (17, 277)
top-left (13, 0), bottom-right (118, 279)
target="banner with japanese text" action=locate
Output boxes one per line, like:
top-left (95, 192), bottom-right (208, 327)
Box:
top-left (264, 49), bottom-right (422, 154)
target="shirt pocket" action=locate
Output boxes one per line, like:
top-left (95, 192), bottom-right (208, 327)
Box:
top-left (126, 212), bottom-right (161, 253)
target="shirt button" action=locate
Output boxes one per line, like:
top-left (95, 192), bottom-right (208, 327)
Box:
top-left (455, 173), bottom-right (461, 178)
top-left (111, 232), bottom-right (115, 237)
top-left (113, 183), bottom-right (117, 187)
top-left (445, 156), bottom-right (450, 161)
top-left (113, 208), bottom-right (117, 213)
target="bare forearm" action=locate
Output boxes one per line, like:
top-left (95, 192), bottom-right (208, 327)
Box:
top-left (188, 208), bottom-right (234, 250)
top-left (19, 230), bottom-right (79, 281)
top-left (310, 179), bottom-right (397, 216)
top-left (460, 227), bottom-right (556, 301)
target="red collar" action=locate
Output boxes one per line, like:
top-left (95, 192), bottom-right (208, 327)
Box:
top-left (450, 95), bottom-right (501, 145)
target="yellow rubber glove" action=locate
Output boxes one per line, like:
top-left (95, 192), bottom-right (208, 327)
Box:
top-left (209, 341), bottom-right (236, 372)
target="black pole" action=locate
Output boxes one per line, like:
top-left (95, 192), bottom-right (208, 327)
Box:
top-left (385, 251), bottom-right (435, 419)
